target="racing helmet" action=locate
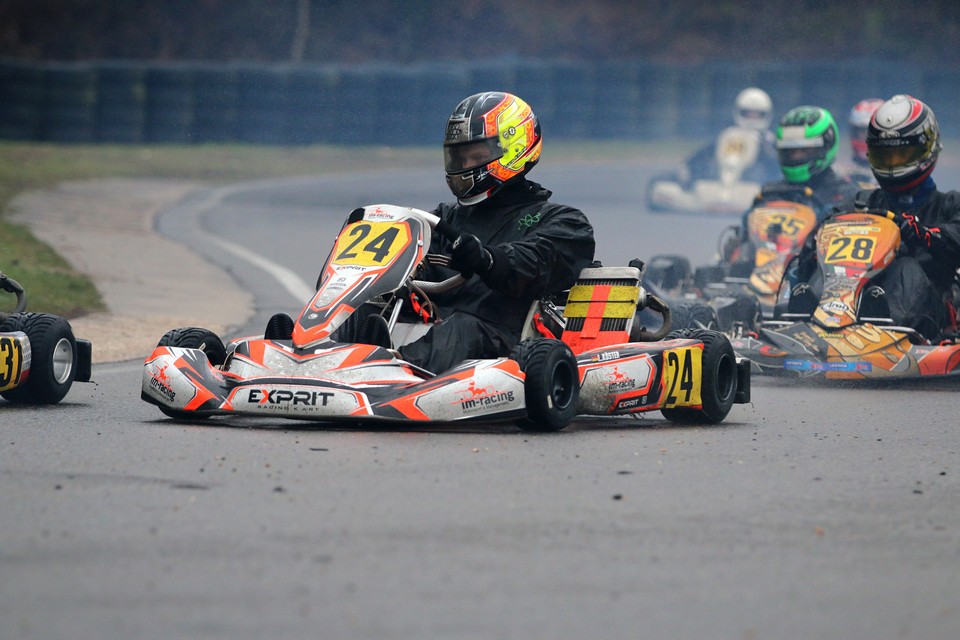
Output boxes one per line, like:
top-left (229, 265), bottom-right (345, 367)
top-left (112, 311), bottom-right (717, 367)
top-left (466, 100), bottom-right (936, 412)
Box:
top-left (866, 94), bottom-right (942, 192)
top-left (443, 91), bottom-right (542, 205)
top-left (733, 87), bottom-right (773, 131)
top-left (848, 98), bottom-right (884, 166)
top-left (775, 106), bottom-right (839, 183)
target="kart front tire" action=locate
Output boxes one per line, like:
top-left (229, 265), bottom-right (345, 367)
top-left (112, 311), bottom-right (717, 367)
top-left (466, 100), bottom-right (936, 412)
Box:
top-left (156, 327), bottom-right (226, 420)
top-left (661, 328), bottom-right (737, 424)
top-left (644, 254), bottom-right (692, 291)
top-left (157, 327), bottom-right (226, 365)
top-left (0, 312), bottom-right (77, 405)
top-left (670, 302), bottom-right (720, 331)
top-left (511, 339), bottom-right (580, 432)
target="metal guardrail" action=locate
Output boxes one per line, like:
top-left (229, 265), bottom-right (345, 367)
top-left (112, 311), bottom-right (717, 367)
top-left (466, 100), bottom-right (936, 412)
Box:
top-left (1, 58), bottom-right (957, 145)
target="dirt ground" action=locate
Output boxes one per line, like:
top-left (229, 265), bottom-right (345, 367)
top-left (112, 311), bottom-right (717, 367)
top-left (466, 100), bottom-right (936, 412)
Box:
top-left (9, 178), bottom-right (254, 363)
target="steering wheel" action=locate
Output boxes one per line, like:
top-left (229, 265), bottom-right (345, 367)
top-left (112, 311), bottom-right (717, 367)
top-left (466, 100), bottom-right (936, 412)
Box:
top-left (0, 271), bottom-right (27, 317)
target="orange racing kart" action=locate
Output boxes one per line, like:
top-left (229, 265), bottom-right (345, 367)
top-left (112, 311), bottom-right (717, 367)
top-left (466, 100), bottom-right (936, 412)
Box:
top-left (644, 185), bottom-right (824, 332)
top-left (141, 205), bottom-right (750, 430)
top-left (729, 209), bottom-right (960, 379)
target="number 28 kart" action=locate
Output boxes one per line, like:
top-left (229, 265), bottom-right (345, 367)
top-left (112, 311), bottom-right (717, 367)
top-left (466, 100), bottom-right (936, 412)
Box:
top-left (731, 210), bottom-right (960, 379)
top-left (142, 205), bottom-right (750, 430)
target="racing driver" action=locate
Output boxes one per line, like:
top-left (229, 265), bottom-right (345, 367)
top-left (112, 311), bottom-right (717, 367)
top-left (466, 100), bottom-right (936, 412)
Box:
top-left (787, 95), bottom-right (960, 339)
top-left (723, 106), bottom-right (859, 272)
top-left (397, 91), bottom-right (596, 373)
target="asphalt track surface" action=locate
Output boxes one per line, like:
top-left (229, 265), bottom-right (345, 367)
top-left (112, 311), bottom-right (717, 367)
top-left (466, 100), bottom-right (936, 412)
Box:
top-left (3, 160), bottom-right (960, 640)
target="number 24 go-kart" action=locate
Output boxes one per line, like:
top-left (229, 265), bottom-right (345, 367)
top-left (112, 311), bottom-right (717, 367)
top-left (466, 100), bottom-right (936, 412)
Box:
top-left (730, 209), bottom-right (960, 379)
top-left (141, 205), bottom-right (750, 430)
top-left (1, 270), bottom-right (92, 404)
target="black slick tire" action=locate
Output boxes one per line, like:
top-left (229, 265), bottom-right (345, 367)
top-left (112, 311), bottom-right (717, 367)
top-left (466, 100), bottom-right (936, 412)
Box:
top-left (511, 338), bottom-right (580, 432)
top-left (671, 302), bottom-right (720, 331)
top-left (0, 312), bottom-right (77, 405)
top-left (661, 328), bottom-right (737, 424)
top-left (155, 327), bottom-right (226, 419)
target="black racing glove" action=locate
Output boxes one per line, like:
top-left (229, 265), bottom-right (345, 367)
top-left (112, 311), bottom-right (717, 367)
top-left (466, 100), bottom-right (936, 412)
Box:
top-left (897, 213), bottom-right (940, 249)
top-left (449, 233), bottom-right (494, 276)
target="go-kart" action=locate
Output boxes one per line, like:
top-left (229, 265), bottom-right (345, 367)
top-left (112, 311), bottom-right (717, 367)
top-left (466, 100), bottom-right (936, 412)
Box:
top-left (644, 185), bottom-right (825, 332)
top-left (728, 209), bottom-right (960, 379)
top-left (141, 204), bottom-right (750, 430)
top-left (1, 270), bottom-right (92, 404)
top-left (646, 126), bottom-right (777, 215)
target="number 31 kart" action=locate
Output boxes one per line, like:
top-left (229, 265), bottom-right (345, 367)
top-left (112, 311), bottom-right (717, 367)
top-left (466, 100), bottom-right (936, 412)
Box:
top-left (1, 270), bottom-right (92, 404)
top-left (141, 205), bottom-right (750, 430)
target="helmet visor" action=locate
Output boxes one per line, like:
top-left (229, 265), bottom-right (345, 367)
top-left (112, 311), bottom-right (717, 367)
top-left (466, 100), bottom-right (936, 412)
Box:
top-left (444, 138), bottom-right (503, 174)
top-left (868, 143), bottom-right (929, 172)
top-left (778, 146), bottom-right (824, 167)
top-left (739, 108), bottom-right (768, 122)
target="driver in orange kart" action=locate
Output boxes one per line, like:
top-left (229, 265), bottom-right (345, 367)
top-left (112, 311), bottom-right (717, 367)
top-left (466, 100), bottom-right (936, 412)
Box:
top-left (396, 92), bottom-right (596, 373)
top-left (723, 106), bottom-right (859, 274)
top-left (787, 95), bottom-right (960, 340)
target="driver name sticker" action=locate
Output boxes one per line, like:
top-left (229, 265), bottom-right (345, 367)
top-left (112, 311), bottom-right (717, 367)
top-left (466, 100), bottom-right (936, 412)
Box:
top-left (0, 335), bottom-right (25, 392)
top-left (661, 346), bottom-right (702, 408)
top-left (784, 359), bottom-right (872, 372)
top-left (332, 221), bottom-right (412, 267)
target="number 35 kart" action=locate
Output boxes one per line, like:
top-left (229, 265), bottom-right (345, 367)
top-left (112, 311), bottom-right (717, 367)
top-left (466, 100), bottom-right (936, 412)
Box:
top-left (730, 209), bottom-right (960, 379)
top-left (141, 205), bottom-right (750, 430)
top-left (1, 270), bottom-right (93, 404)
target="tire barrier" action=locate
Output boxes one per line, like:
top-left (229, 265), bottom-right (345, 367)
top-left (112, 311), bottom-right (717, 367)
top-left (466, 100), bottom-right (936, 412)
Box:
top-left (194, 65), bottom-right (240, 143)
top-left (0, 61), bottom-right (44, 140)
top-left (0, 58), bottom-right (955, 145)
top-left (42, 63), bottom-right (97, 142)
top-left (145, 64), bottom-right (195, 144)
top-left (96, 62), bottom-right (147, 143)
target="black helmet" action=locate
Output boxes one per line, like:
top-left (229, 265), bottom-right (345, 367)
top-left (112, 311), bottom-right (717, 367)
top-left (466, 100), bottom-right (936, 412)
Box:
top-left (867, 94), bottom-right (942, 192)
top-left (443, 92), bottom-right (542, 205)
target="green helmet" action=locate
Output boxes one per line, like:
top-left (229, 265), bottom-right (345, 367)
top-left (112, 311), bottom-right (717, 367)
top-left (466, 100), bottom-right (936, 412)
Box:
top-left (775, 106), bottom-right (839, 183)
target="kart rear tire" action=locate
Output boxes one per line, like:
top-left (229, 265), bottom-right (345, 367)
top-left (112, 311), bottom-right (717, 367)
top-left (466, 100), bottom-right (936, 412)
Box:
top-left (670, 302), bottom-right (720, 331)
top-left (156, 327), bottom-right (226, 420)
top-left (661, 328), bottom-right (737, 424)
top-left (511, 339), bottom-right (579, 432)
top-left (0, 312), bottom-right (77, 405)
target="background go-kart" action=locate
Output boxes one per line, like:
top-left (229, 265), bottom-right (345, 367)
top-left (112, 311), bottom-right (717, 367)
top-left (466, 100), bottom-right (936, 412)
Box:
top-left (3, 153), bottom-right (960, 640)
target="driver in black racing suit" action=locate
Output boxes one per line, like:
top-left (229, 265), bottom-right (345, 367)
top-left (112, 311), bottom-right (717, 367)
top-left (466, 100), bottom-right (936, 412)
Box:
top-left (787, 95), bottom-right (960, 339)
top-left (398, 92), bottom-right (596, 373)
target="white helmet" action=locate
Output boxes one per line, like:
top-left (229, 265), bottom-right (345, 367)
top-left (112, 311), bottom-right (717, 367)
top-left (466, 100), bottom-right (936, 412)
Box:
top-left (734, 87), bottom-right (773, 131)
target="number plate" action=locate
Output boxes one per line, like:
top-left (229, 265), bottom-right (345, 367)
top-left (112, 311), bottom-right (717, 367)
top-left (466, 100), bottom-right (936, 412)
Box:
top-left (332, 221), bottom-right (412, 267)
top-left (662, 346), bottom-right (703, 408)
top-left (0, 335), bottom-right (25, 392)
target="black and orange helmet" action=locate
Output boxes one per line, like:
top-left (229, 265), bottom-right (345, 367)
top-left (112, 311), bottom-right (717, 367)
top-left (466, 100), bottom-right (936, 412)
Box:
top-left (443, 92), bottom-right (542, 205)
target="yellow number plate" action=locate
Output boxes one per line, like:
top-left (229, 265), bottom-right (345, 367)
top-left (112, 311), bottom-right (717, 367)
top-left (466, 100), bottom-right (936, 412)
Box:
top-left (0, 335), bottom-right (25, 392)
top-left (662, 346), bottom-right (702, 408)
top-left (332, 221), bottom-right (412, 267)
top-left (823, 235), bottom-right (878, 265)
